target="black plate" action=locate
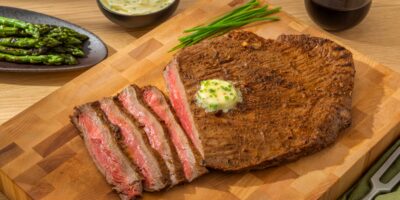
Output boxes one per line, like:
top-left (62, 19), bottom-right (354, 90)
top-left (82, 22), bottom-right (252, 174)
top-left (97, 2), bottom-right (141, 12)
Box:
top-left (0, 6), bottom-right (107, 72)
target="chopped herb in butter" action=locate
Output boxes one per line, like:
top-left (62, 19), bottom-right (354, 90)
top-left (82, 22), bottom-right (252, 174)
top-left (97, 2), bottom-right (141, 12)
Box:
top-left (196, 79), bottom-right (242, 113)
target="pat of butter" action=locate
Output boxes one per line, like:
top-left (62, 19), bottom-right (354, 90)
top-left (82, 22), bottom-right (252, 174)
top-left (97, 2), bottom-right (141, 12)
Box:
top-left (196, 79), bottom-right (242, 113)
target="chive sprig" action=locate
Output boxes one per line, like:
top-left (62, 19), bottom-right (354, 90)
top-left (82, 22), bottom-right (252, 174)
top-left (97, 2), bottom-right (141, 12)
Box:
top-left (170, 0), bottom-right (281, 51)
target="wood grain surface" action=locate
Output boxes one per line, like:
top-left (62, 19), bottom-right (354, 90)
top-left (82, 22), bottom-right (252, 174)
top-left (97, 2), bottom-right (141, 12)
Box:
top-left (0, 0), bottom-right (399, 200)
top-left (0, 0), bottom-right (399, 199)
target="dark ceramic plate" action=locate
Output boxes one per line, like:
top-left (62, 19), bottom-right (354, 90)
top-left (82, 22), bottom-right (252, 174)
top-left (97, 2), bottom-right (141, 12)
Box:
top-left (0, 6), bottom-right (107, 72)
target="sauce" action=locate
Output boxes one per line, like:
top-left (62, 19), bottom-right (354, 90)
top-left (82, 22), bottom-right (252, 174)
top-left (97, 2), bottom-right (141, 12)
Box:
top-left (100, 0), bottom-right (174, 15)
top-left (195, 79), bottom-right (242, 113)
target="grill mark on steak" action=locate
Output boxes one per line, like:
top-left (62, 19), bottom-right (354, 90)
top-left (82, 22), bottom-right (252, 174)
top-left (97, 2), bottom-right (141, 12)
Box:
top-left (71, 104), bottom-right (143, 200)
top-left (165, 30), bottom-right (355, 171)
top-left (117, 85), bottom-right (185, 185)
top-left (97, 98), bottom-right (170, 191)
top-left (142, 86), bottom-right (208, 182)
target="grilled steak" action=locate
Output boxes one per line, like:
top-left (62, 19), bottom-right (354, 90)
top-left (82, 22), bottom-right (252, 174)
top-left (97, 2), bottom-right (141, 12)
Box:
top-left (97, 98), bottom-right (170, 191)
top-left (164, 30), bottom-right (355, 171)
top-left (71, 104), bottom-right (143, 200)
top-left (142, 86), bottom-right (208, 182)
top-left (117, 85), bottom-right (185, 185)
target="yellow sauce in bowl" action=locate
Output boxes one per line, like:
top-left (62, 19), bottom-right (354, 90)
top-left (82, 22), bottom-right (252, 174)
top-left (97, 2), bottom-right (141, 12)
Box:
top-left (100, 0), bottom-right (174, 15)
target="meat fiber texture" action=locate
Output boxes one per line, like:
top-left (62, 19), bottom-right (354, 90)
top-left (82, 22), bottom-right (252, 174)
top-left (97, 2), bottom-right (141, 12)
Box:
top-left (71, 104), bottom-right (143, 200)
top-left (71, 85), bottom-right (207, 199)
top-left (164, 30), bottom-right (355, 171)
top-left (142, 86), bottom-right (208, 182)
top-left (117, 85), bottom-right (186, 186)
top-left (97, 98), bottom-right (170, 191)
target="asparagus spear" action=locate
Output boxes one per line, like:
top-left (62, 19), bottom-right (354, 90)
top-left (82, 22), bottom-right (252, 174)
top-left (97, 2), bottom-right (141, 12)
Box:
top-left (0, 45), bottom-right (47, 56)
top-left (0, 37), bottom-right (36, 48)
top-left (59, 54), bottom-right (78, 65)
top-left (57, 36), bottom-right (82, 45)
top-left (0, 52), bottom-right (64, 65)
top-left (52, 45), bottom-right (85, 57)
top-left (62, 36), bottom-right (82, 45)
top-left (34, 24), bottom-right (56, 35)
top-left (46, 31), bottom-right (82, 45)
top-left (0, 26), bottom-right (18, 36)
top-left (0, 37), bottom-right (61, 48)
top-left (49, 26), bottom-right (88, 41)
top-left (0, 25), bottom-right (31, 37)
top-left (0, 16), bottom-right (39, 38)
top-left (67, 46), bottom-right (85, 57)
top-left (0, 24), bottom-right (56, 37)
top-left (37, 37), bottom-right (62, 47)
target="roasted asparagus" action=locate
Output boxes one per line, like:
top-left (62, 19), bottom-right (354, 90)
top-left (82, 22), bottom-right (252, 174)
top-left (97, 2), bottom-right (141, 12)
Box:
top-left (0, 16), bottom-right (89, 65)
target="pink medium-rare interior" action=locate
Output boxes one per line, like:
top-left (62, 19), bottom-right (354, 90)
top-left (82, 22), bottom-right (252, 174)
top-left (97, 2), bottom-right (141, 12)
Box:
top-left (99, 99), bottom-right (166, 190)
top-left (78, 110), bottom-right (141, 199)
top-left (118, 86), bottom-right (181, 185)
top-left (142, 87), bottom-right (203, 181)
top-left (118, 89), bottom-right (162, 152)
top-left (164, 60), bottom-right (204, 157)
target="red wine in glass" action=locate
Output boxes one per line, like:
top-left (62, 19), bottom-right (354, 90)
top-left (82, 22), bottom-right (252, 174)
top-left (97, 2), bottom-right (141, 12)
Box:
top-left (305, 0), bottom-right (372, 31)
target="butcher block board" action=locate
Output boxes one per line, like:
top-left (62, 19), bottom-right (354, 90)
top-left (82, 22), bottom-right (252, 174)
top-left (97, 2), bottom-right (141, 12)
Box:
top-left (0, 0), bottom-right (399, 199)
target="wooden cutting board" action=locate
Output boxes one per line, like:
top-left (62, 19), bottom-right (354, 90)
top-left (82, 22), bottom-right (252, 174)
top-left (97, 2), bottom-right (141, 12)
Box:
top-left (0, 0), bottom-right (399, 199)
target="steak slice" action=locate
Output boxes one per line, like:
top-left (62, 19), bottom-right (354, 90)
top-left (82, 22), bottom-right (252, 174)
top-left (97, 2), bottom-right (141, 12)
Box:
top-left (97, 98), bottom-right (170, 191)
top-left (164, 30), bottom-right (355, 171)
top-left (164, 58), bottom-right (204, 157)
top-left (71, 104), bottom-right (143, 200)
top-left (117, 85), bottom-right (185, 185)
top-left (142, 86), bottom-right (208, 182)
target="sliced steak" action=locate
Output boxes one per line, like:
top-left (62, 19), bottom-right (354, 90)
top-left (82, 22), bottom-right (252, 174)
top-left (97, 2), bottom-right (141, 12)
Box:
top-left (117, 85), bottom-right (185, 185)
top-left (142, 86), bottom-right (208, 182)
top-left (97, 98), bottom-right (170, 191)
top-left (71, 104), bottom-right (143, 200)
top-left (164, 58), bottom-right (204, 157)
top-left (164, 30), bottom-right (355, 171)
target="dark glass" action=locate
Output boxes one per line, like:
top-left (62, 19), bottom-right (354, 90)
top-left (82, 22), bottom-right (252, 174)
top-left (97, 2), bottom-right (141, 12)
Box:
top-left (305, 0), bottom-right (372, 31)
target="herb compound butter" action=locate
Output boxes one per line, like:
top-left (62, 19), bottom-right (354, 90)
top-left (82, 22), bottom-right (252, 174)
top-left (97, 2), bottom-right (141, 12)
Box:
top-left (196, 79), bottom-right (242, 113)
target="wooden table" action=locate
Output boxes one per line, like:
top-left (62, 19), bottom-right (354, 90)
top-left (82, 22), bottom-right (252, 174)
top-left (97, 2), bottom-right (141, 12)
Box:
top-left (0, 0), bottom-right (399, 199)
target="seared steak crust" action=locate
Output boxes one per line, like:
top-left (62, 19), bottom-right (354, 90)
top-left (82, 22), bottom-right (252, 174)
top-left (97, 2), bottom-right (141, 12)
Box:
top-left (165, 31), bottom-right (355, 171)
